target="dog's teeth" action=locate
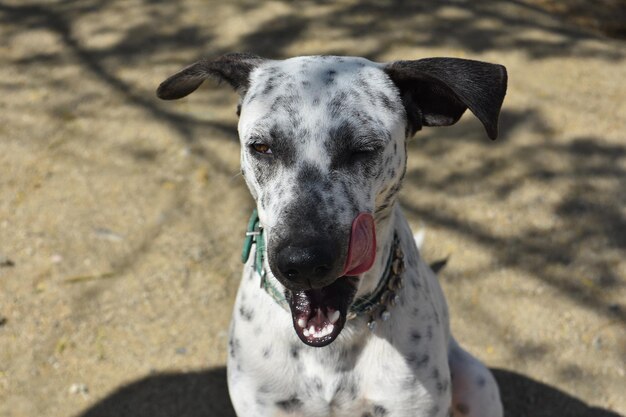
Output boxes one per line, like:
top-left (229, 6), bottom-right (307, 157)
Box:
top-left (303, 328), bottom-right (310, 337)
top-left (297, 318), bottom-right (306, 328)
top-left (329, 310), bottom-right (340, 324)
top-left (309, 325), bottom-right (315, 335)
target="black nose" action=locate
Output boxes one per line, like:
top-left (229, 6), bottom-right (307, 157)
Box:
top-left (275, 244), bottom-right (337, 288)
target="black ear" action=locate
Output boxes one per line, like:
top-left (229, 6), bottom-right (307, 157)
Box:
top-left (385, 58), bottom-right (507, 139)
top-left (156, 53), bottom-right (264, 100)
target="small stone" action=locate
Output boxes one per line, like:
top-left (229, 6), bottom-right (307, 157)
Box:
top-left (175, 347), bottom-right (187, 355)
top-left (592, 336), bottom-right (602, 350)
top-left (0, 255), bottom-right (14, 267)
top-left (608, 304), bottom-right (620, 314)
top-left (69, 383), bottom-right (88, 395)
top-left (50, 254), bottom-right (63, 264)
top-left (93, 228), bottom-right (124, 242)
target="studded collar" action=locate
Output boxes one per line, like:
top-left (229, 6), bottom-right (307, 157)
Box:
top-left (241, 210), bottom-right (405, 329)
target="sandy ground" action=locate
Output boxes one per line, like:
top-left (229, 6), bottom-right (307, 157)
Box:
top-left (0, 1), bottom-right (624, 416)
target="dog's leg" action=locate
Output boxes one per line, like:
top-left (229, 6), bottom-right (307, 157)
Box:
top-left (448, 338), bottom-right (503, 417)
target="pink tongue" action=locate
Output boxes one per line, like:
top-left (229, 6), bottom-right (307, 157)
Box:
top-left (341, 213), bottom-right (376, 276)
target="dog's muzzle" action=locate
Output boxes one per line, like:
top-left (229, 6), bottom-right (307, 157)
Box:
top-left (274, 213), bottom-right (377, 347)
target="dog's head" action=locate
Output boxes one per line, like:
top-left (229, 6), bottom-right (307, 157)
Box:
top-left (158, 54), bottom-right (507, 346)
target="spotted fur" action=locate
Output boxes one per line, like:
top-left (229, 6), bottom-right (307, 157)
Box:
top-left (157, 54), bottom-right (507, 417)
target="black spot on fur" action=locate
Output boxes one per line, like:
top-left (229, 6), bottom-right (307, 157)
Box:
top-left (379, 91), bottom-right (395, 111)
top-left (456, 403), bottom-right (470, 415)
top-left (334, 376), bottom-right (359, 400)
top-left (328, 91), bottom-right (348, 117)
top-left (290, 344), bottom-right (301, 359)
top-left (239, 306), bottom-right (254, 321)
top-left (276, 396), bottom-right (302, 412)
top-left (373, 405), bottom-right (388, 416)
top-left (228, 338), bottom-right (240, 359)
top-left (262, 82), bottom-right (274, 95)
top-left (297, 163), bottom-right (323, 184)
top-left (262, 346), bottom-right (272, 358)
top-left (410, 331), bottom-right (422, 343)
top-left (437, 378), bottom-right (450, 395)
top-left (416, 353), bottom-right (430, 368)
top-left (324, 69), bottom-right (337, 85)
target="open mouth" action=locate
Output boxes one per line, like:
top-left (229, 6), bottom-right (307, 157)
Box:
top-left (283, 212), bottom-right (376, 347)
top-left (286, 276), bottom-right (358, 347)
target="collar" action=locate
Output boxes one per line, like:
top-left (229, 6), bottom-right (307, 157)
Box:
top-left (241, 210), bottom-right (405, 330)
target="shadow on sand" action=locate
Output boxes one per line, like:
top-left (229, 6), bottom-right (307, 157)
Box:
top-left (77, 366), bottom-right (621, 417)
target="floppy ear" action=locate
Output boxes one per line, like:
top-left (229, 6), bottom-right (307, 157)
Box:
top-left (156, 53), bottom-right (264, 100)
top-left (384, 58), bottom-right (507, 139)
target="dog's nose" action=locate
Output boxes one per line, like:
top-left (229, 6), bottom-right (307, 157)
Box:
top-left (275, 244), bottom-right (336, 287)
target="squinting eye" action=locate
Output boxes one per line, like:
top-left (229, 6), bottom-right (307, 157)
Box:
top-left (251, 143), bottom-right (272, 155)
top-left (350, 148), bottom-right (376, 159)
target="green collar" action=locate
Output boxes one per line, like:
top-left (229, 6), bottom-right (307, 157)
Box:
top-left (241, 210), bottom-right (404, 328)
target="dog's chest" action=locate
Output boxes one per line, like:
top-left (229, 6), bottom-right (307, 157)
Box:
top-left (227, 272), bottom-right (450, 417)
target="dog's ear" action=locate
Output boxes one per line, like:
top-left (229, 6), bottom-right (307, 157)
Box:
top-left (156, 53), bottom-right (264, 100)
top-left (384, 58), bottom-right (507, 139)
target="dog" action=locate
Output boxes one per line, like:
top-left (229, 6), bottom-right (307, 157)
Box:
top-left (157, 53), bottom-right (507, 417)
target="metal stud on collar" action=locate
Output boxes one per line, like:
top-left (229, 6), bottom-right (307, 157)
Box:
top-left (365, 235), bottom-right (404, 332)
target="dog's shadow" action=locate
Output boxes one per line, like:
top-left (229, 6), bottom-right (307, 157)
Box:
top-left (77, 367), bottom-right (621, 417)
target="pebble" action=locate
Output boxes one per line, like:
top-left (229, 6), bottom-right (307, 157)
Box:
top-left (68, 383), bottom-right (88, 395)
top-left (175, 347), bottom-right (187, 355)
top-left (0, 254), bottom-right (15, 267)
top-left (592, 336), bottom-right (603, 350)
top-left (93, 228), bottom-right (124, 242)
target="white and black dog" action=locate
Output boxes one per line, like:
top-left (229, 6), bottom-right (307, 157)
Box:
top-left (157, 53), bottom-right (507, 417)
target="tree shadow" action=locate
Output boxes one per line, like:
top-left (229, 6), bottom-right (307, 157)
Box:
top-left (78, 367), bottom-right (236, 417)
top-left (493, 368), bottom-right (623, 417)
top-left (2, 2), bottom-right (624, 416)
top-left (75, 366), bottom-right (622, 417)
top-left (403, 109), bottom-right (626, 325)
top-left (1, 0), bottom-right (622, 172)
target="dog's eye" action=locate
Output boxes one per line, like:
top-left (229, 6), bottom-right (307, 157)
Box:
top-left (350, 147), bottom-right (378, 160)
top-left (251, 143), bottom-right (272, 155)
